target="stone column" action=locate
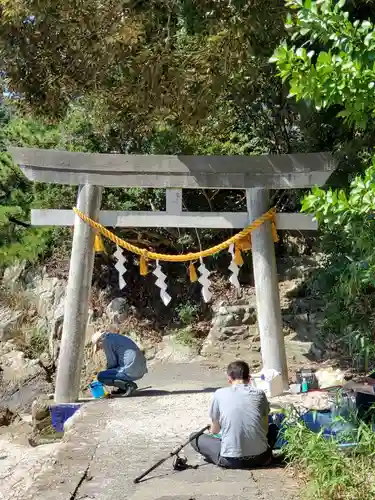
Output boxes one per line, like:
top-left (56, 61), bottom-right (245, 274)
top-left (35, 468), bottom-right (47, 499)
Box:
top-left (54, 184), bottom-right (102, 403)
top-left (246, 188), bottom-right (288, 388)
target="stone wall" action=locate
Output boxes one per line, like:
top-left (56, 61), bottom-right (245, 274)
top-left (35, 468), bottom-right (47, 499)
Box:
top-left (201, 298), bottom-right (262, 365)
top-left (200, 276), bottom-right (325, 372)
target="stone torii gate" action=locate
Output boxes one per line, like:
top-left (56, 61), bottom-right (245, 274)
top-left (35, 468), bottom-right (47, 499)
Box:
top-left (9, 147), bottom-right (336, 403)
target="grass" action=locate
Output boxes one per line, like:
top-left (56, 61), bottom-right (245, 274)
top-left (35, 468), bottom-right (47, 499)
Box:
top-left (0, 285), bottom-right (48, 360)
top-left (0, 284), bottom-right (30, 312)
top-left (12, 324), bottom-right (49, 360)
top-left (176, 301), bottom-right (199, 326)
top-left (282, 410), bottom-right (375, 500)
top-left (174, 326), bottom-right (200, 348)
top-left (24, 326), bottom-right (49, 359)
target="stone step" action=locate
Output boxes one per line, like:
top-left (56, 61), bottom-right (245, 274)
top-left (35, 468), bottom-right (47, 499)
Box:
top-left (213, 311), bottom-right (257, 328)
top-left (215, 304), bottom-right (257, 315)
top-left (214, 325), bottom-right (259, 340)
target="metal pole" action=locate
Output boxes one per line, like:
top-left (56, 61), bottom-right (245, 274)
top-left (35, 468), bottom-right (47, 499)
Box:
top-left (246, 188), bottom-right (288, 389)
top-left (55, 184), bottom-right (102, 403)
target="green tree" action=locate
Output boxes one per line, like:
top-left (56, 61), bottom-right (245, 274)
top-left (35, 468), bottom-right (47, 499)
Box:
top-left (0, 102), bottom-right (66, 266)
top-left (0, 0), bottom-right (286, 143)
top-left (0, 0), bottom-right (356, 272)
top-left (271, 0), bottom-right (375, 366)
top-left (271, 0), bottom-right (375, 130)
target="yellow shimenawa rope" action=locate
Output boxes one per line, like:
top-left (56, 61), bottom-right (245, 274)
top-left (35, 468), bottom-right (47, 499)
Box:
top-left (73, 206), bottom-right (277, 263)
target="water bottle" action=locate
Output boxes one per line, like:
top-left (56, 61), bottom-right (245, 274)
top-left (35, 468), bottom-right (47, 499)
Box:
top-left (301, 377), bottom-right (308, 393)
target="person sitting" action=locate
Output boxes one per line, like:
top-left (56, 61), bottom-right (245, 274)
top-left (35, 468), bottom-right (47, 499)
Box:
top-left (92, 331), bottom-right (148, 396)
top-left (190, 360), bottom-right (277, 469)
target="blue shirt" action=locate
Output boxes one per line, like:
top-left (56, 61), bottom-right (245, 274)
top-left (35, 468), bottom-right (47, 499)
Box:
top-left (102, 333), bottom-right (148, 379)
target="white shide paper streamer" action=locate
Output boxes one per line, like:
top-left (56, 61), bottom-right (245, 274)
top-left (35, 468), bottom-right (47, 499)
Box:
top-left (114, 245), bottom-right (127, 290)
top-left (153, 260), bottom-right (171, 306)
top-left (198, 257), bottom-right (212, 303)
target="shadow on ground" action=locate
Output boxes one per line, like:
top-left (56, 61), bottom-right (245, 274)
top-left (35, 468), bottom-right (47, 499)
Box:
top-left (131, 387), bottom-right (217, 398)
top-left (136, 455), bottom-right (287, 485)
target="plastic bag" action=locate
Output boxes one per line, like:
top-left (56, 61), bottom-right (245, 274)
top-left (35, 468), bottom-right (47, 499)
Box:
top-left (315, 367), bottom-right (345, 389)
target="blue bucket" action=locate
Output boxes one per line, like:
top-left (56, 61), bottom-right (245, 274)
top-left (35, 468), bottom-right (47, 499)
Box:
top-left (89, 381), bottom-right (106, 399)
top-left (50, 403), bottom-right (81, 432)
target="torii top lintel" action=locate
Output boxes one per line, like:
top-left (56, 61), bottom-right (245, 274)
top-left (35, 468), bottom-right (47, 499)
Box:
top-left (9, 147), bottom-right (336, 189)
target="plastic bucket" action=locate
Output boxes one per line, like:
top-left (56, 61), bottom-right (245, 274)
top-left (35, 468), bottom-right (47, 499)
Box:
top-left (89, 381), bottom-right (106, 399)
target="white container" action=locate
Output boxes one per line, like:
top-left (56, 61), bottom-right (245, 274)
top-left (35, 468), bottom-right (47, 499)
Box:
top-left (251, 369), bottom-right (284, 397)
top-left (289, 383), bottom-right (301, 394)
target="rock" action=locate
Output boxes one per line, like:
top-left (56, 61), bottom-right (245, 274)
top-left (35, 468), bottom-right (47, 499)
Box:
top-left (201, 321), bottom-right (260, 357)
top-left (0, 372), bottom-right (53, 414)
top-left (105, 298), bottom-right (128, 324)
top-left (0, 343), bottom-right (41, 384)
top-left (20, 272), bottom-right (67, 361)
top-left (0, 308), bottom-right (24, 342)
top-left (28, 397), bottom-right (62, 447)
top-left (31, 276), bottom-right (65, 320)
top-left (31, 397), bottom-right (50, 424)
top-left (309, 343), bottom-right (323, 361)
top-left (0, 406), bottom-right (16, 426)
top-left (48, 301), bottom-right (65, 362)
top-left (0, 341), bottom-right (52, 413)
top-left (2, 261), bottom-right (26, 292)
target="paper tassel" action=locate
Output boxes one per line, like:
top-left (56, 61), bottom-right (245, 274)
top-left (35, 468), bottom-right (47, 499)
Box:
top-left (140, 254), bottom-right (148, 276)
top-left (94, 234), bottom-right (105, 253)
top-left (228, 244), bottom-right (241, 292)
top-left (234, 246), bottom-right (244, 267)
top-left (236, 235), bottom-right (251, 251)
top-left (114, 245), bottom-right (127, 289)
top-left (153, 260), bottom-right (171, 306)
top-left (271, 220), bottom-right (279, 242)
top-left (198, 257), bottom-right (212, 303)
top-left (189, 261), bottom-right (198, 282)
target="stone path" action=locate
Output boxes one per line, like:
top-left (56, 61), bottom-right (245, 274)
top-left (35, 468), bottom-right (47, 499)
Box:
top-left (3, 363), bottom-right (299, 500)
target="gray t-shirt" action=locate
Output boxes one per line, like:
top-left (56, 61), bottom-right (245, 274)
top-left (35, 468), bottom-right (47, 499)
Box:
top-left (209, 384), bottom-right (269, 458)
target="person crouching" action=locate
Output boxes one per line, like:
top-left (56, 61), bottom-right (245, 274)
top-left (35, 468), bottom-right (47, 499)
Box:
top-left (92, 331), bottom-right (148, 396)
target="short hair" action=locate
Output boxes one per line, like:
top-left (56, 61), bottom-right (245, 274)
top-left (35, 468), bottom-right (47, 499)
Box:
top-left (227, 361), bottom-right (250, 381)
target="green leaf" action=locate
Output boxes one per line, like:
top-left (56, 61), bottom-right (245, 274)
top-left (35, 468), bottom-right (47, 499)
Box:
top-left (361, 21), bottom-right (372, 30)
top-left (364, 33), bottom-right (373, 47)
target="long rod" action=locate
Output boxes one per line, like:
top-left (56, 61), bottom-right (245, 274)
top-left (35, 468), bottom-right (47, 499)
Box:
top-left (133, 425), bottom-right (210, 484)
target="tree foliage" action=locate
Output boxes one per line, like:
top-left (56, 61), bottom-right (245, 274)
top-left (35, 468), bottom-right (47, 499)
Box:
top-left (272, 0), bottom-right (375, 365)
top-left (271, 0), bottom-right (375, 129)
top-left (0, 0), bottom-right (286, 144)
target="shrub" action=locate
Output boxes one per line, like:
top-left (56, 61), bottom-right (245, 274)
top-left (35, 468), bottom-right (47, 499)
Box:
top-left (176, 301), bottom-right (199, 326)
top-left (282, 414), bottom-right (375, 500)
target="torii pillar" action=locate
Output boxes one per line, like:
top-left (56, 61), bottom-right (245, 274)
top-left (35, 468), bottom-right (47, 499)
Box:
top-left (55, 185), bottom-right (102, 403)
top-left (247, 189), bottom-right (287, 387)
